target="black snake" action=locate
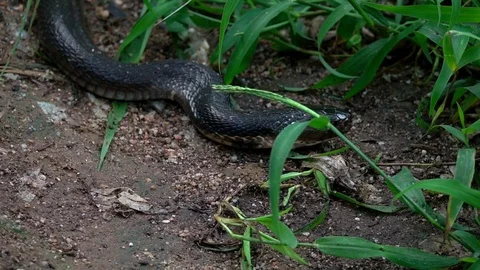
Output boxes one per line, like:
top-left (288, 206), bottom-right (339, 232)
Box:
top-left (36, 0), bottom-right (350, 148)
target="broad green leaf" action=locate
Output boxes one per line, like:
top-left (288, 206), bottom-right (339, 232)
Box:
top-left (417, 21), bottom-right (448, 45)
top-left (451, 230), bottom-right (480, 255)
top-left (388, 168), bottom-right (460, 230)
top-left (315, 236), bottom-right (458, 269)
top-left (309, 116), bottom-right (330, 131)
top-left (269, 121), bottom-right (310, 244)
top-left (450, 30), bottom-right (471, 65)
top-left (446, 149), bottom-right (476, 234)
top-left (256, 218), bottom-right (298, 248)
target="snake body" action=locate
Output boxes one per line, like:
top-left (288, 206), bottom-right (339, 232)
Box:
top-left (36, 0), bottom-right (350, 148)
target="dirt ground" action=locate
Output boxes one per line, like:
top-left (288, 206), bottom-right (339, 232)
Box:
top-left (0, 1), bottom-right (468, 269)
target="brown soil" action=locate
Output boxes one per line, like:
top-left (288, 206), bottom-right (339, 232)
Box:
top-left (0, 1), bottom-right (465, 269)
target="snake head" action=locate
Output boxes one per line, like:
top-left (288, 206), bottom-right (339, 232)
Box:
top-left (294, 106), bottom-right (351, 148)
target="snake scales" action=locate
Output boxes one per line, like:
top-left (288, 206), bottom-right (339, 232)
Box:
top-left (36, 0), bottom-right (350, 148)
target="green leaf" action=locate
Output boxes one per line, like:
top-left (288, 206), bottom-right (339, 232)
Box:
top-left (450, 230), bottom-right (480, 255)
top-left (268, 121), bottom-right (310, 245)
top-left (459, 45), bottom-right (480, 68)
top-left (312, 38), bottom-right (389, 89)
top-left (241, 226), bottom-right (252, 270)
top-left (316, 4), bottom-right (357, 80)
top-left (394, 179), bottom-right (480, 209)
top-left (315, 236), bottom-right (458, 269)
top-left (332, 191), bottom-right (402, 213)
top-left (210, 9), bottom-right (263, 63)
top-left (98, 101), bottom-right (128, 169)
top-left (117, 0), bottom-right (180, 60)
top-left (446, 149), bottom-right (476, 234)
top-left (365, 4), bottom-right (480, 23)
top-left (388, 168), bottom-right (458, 230)
top-left (429, 60), bottom-right (454, 115)
top-left (294, 201), bottom-right (329, 234)
top-left (439, 125), bottom-right (467, 144)
top-left (442, 32), bottom-right (458, 72)
top-left (344, 21), bottom-right (421, 99)
top-left (417, 21), bottom-right (448, 45)
top-left (463, 118), bottom-right (480, 134)
top-left (224, 1), bottom-right (294, 84)
top-left (457, 103), bottom-right (465, 128)
top-left (260, 232), bottom-right (308, 265)
top-left (217, 0), bottom-right (242, 70)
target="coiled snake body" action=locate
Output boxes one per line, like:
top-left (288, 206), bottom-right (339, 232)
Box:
top-left (37, 0), bottom-right (350, 148)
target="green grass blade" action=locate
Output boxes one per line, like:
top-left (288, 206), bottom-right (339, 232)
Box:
top-left (118, 0), bottom-right (165, 63)
top-left (314, 170), bottom-right (330, 196)
top-left (316, 4), bottom-right (357, 80)
top-left (439, 125), bottom-right (468, 145)
top-left (469, 260), bottom-right (480, 269)
top-left (348, 0), bottom-right (374, 26)
top-left (210, 9), bottom-right (263, 63)
top-left (268, 121), bottom-right (310, 244)
top-left (256, 217), bottom-right (298, 248)
top-left (315, 236), bottom-right (459, 269)
top-left (443, 31), bottom-right (458, 72)
top-left (450, 0), bottom-right (461, 26)
top-left (294, 201), bottom-right (329, 234)
top-left (450, 230), bottom-right (480, 255)
top-left (312, 38), bottom-right (389, 89)
top-left (365, 4), bottom-right (480, 23)
top-left (393, 179), bottom-right (480, 209)
top-left (458, 45), bottom-right (480, 68)
top-left (217, 0), bottom-right (242, 71)
top-left (457, 103), bottom-right (466, 128)
top-left (99, 1), bottom-right (171, 168)
top-left (224, 1), bottom-right (294, 84)
top-left (98, 101), bottom-right (128, 169)
top-left (417, 21), bottom-right (448, 45)
top-left (445, 149), bottom-right (476, 234)
top-left (464, 118), bottom-right (480, 134)
top-left (344, 21), bottom-right (421, 99)
top-left (332, 191), bottom-right (402, 213)
top-left (259, 232), bottom-right (308, 265)
top-left (429, 60), bottom-right (454, 115)
top-left (117, 0), bottom-right (181, 58)
top-left (241, 226), bottom-right (253, 270)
